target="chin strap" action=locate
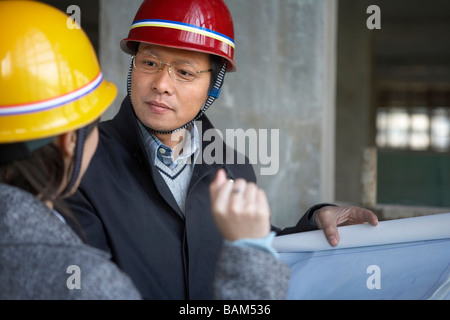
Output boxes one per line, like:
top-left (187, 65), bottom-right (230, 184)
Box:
top-left (128, 56), bottom-right (227, 135)
top-left (60, 126), bottom-right (87, 197)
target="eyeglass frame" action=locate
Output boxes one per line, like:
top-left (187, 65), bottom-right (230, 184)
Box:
top-left (132, 52), bottom-right (212, 82)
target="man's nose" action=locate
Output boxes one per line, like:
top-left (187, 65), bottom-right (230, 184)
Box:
top-left (152, 64), bottom-right (173, 94)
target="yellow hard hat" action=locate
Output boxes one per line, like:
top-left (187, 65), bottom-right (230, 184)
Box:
top-left (0, 1), bottom-right (117, 143)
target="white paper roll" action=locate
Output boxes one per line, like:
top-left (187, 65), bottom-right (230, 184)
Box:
top-left (273, 212), bottom-right (450, 252)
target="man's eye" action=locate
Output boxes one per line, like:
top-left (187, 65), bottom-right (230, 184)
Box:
top-left (178, 69), bottom-right (195, 77)
top-left (143, 60), bottom-right (158, 67)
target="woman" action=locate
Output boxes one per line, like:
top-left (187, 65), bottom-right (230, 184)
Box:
top-left (0, 1), bottom-right (289, 299)
top-left (0, 1), bottom-right (140, 299)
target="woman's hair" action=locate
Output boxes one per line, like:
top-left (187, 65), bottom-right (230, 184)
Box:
top-left (0, 121), bottom-right (98, 241)
top-left (0, 142), bottom-right (75, 220)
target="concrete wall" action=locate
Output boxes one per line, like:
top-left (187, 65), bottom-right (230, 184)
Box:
top-left (99, 0), bottom-right (338, 228)
top-left (98, 0), bottom-right (142, 120)
top-left (211, 0), bottom-right (337, 228)
top-left (334, 0), bottom-right (374, 207)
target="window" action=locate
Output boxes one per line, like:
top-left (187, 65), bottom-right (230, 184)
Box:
top-left (376, 88), bottom-right (450, 152)
top-left (375, 86), bottom-right (450, 207)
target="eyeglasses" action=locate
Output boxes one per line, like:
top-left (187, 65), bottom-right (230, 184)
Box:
top-left (133, 53), bottom-right (212, 82)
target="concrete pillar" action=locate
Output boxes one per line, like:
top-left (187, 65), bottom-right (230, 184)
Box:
top-left (335, 0), bottom-right (374, 206)
top-left (99, 0), bottom-right (142, 120)
top-left (361, 147), bottom-right (377, 208)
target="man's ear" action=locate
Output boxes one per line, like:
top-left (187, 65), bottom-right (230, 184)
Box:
top-left (57, 131), bottom-right (77, 158)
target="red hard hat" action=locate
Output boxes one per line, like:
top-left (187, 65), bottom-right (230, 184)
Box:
top-left (120, 0), bottom-right (236, 72)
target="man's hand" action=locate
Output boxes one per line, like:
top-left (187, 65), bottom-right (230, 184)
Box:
top-left (209, 169), bottom-right (271, 242)
top-left (315, 206), bottom-right (379, 247)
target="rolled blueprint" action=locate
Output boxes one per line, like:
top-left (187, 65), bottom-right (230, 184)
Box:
top-left (273, 212), bottom-right (450, 252)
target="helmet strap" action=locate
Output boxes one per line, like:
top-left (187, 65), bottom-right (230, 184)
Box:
top-left (128, 56), bottom-right (227, 135)
top-left (60, 127), bottom-right (87, 197)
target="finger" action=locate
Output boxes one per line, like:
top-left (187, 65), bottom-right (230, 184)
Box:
top-left (239, 183), bottom-right (259, 223)
top-left (322, 224), bottom-right (339, 247)
top-left (209, 169), bottom-right (229, 199)
top-left (215, 168), bottom-right (228, 187)
top-left (316, 210), bottom-right (340, 247)
top-left (356, 208), bottom-right (379, 226)
top-left (212, 179), bottom-right (235, 216)
top-left (230, 179), bottom-right (246, 197)
top-left (256, 189), bottom-right (271, 235)
top-left (346, 207), bottom-right (379, 227)
top-left (367, 210), bottom-right (379, 226)
top-left (256, 189), bottom-right (271, 218)
top-left (228, 179), bottom-right (247, 213)
top-left (242, 182), bottom-right (258, 211)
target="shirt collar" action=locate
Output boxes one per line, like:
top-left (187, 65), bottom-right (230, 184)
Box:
top-left (138, 121), bottom-right (200, 169)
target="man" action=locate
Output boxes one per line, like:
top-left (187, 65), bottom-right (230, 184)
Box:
top-left (66, 0), bottom-right (377, 299)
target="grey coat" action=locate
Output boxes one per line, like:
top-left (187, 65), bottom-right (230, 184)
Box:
top-left (0, 183), bottom-right (289, 300)
top-left (0, 183), bottom-right (141, 299)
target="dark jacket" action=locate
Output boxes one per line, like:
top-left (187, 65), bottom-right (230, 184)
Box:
top-left (66, 96), bottom-right (321, 299)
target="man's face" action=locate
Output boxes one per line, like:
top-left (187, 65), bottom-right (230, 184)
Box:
top-left (131, 43), bottom-right (211, 133)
